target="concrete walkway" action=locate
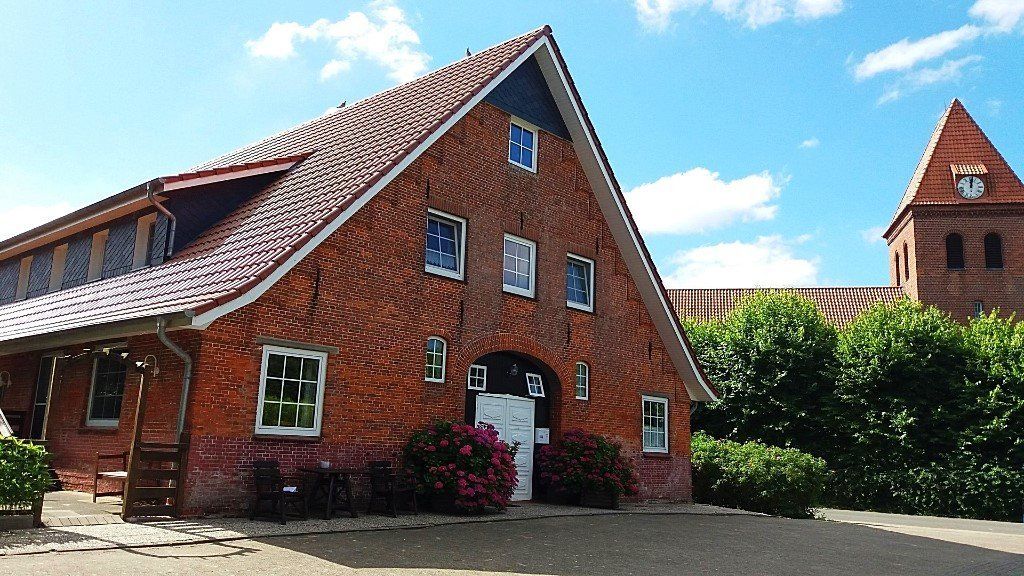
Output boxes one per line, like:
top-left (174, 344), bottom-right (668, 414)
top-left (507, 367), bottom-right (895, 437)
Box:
top-left (818, 508), bottom-right (1024, 554)
top-left (40, 491), bottom-right (123, 527)
top-left (0, 498), bottom-right (750, 556)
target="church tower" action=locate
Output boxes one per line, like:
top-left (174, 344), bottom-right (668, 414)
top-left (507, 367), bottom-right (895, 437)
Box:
top-left (884, 99), bottom-right (1024, 321)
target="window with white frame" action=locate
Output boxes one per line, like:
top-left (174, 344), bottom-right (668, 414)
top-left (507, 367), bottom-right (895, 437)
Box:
top-left (575, 362), bottom-right (589, 400)
top-left (526, 373), bottom-right (544, 397)
top-left (467, 364), bottom-right (487, 391)
top-left (566, 254), bottom-right (594, 312)
top-left (255, 346), bottom-right (327, 436)
top-left (425, 210), bottom-right (466, 280)
top-left (87, 354), bottom-right (128, 427)
top-left (508, 120), bottom-right (537, 171)
top-left (642, 396), bottom-right (669, 453)
top-left (503, 234), bottom-right (536, 298)
top-left (425, 337), bottom-right (447, 382)
top-left (133, 213), bottom-right (158, 269)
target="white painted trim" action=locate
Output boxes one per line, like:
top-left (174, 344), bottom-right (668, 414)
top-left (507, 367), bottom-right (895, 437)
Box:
top-left (48, 244), bottom-right (68, 293)
top-left (424, 336), bottom-right (448, 383)
top-left (190, 37), bottom-right (547, 328)
top-left (641, 395), bottom-right (669, 454)
top-left (508, 117), bottom-right (539, 173)
top-left (132, 213), bottom-right (158, 270)
top-left (533, 37), bottom-right (717, 401)
top-left (574, 361), bottom-right (589, 400)
top-left (425, 208), bottom-right (467, 281)
top-left (467, 364), bottom-right (487, 391)
top-left (15, 256), bottom-right (33, 301)
top-left (254, 344), bottom-right (328, 437)
top-left (502, 233), bottom-right (536, 299)
top-left (86, 230), bottom-right (108, 282)
top-left (566, 252), bottom-right (595, 313)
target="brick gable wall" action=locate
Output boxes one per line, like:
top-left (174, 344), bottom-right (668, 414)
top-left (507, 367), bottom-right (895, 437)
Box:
top-left (181, 101), bottom-right (692, 514)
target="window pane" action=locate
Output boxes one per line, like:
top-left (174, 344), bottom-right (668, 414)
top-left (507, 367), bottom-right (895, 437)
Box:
top-left (279, 403), bottom-right (298, 427)
top-left (267, 354), bottom-right (285, 378)
top-left (520, 147), bottom-right (533, 168)
top-left (426, 217), bottom-right (460, 272)
top-left (299, 381), bottom-right (317, 404)
top-left (90, 356), bottom-right (127, 421)
top-left (301, 358), bottom-right (320, 381)
top-left (509, 143), bottom-right (522, 164)
top-left (284, 356), bottom-right (302, 379)
top-left (262, 402), bottom-right (280, 426)
top-left (264, 378), bottom-right (283, 402)
top-left (511, 123), bottom-right (522, 143)
top-left (282, 380), bottom-right (300, 403)
top-left (297, 405), bottom-right (316, 428)
top-left (522, 128), bottom-right (533, 149)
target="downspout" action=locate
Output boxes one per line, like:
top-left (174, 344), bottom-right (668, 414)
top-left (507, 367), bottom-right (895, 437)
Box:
top-left (146, 180), bottom-right (176, 258)
top-left (157, 317), bottom-right (192, 437)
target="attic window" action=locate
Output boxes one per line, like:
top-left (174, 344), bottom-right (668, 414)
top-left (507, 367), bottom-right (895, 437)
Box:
top-left (509, 119), bottom-right (537, 172)
top-left (133, 213), bottom-right (158, 269)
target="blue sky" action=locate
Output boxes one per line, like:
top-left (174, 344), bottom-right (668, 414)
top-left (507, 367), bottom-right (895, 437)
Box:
top-left (1, 0), bottom-right (1021, 287)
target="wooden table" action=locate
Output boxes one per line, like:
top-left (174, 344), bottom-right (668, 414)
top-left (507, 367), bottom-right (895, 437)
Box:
top-left (300, 467), bottom-right (362, 519)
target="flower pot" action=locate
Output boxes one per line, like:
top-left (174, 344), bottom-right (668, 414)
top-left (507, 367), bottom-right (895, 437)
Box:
top-left (543, 487), bottom-right (581, 506)
top-left (580, 487), bottom-right (620, 510)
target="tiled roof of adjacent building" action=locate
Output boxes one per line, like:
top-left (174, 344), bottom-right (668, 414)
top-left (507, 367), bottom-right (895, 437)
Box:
top-left (668, 287), bottom-right (906, 327)
top-left (0, 27), bottom-right (548, 343)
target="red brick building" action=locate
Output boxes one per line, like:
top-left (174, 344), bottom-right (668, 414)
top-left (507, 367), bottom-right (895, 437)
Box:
top-left (673, 99), bottom-right (1024, 326)
top-left (0, 27), bottom-right (717, 515)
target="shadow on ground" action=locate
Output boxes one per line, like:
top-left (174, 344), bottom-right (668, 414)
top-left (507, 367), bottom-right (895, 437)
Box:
top-left (257, 514), bottom-right (1024, 576)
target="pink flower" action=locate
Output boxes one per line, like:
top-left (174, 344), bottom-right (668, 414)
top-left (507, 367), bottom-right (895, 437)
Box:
top-left (434, 481), bottom-right (444, 490)
top-left (440, 440), bottom-right (449, 447)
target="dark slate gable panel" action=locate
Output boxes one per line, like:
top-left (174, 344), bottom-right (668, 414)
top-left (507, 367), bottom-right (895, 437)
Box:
top-left (0, 259), bottom-right (18, 305)
top-left (149, 213), bottom-right (169, 265)
top-left (484, 55), bottom-right (570, 140)
top-left (165, 172), bottom-right (283, 253)
top-left (26, 250), bottom-right (53, 298)
top-left (102, 219), bottom-right (137, 279)
top-left (62, 235), bottom-right (92, 289)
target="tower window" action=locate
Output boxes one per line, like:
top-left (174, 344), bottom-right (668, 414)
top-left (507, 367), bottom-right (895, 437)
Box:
top-left (984, 233), bottom-right (1003, 269)
top-left (902, 243), bottom-right (910, 280)
top-left (895, 253), bottom-right (901, 286)
top-left (946, 233), bottom-right (965, 270)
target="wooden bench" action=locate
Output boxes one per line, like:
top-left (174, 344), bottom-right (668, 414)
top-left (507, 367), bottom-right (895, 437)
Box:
top-left (94, 451), bottom-right (128, 502)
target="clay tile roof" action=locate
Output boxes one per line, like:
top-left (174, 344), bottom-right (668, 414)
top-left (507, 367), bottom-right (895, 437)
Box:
top-left (0, 27), bottom-right (550, 343)
top-left (667, 286), bottom-right (906, 328)
top-left (889, 99), bottom-right (1024, 231)
top-left (950, 163), bottom-right (987, 176)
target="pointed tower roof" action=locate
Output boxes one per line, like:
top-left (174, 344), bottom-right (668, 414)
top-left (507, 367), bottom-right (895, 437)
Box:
top-left (888, 99), bottom-right (1024, 234)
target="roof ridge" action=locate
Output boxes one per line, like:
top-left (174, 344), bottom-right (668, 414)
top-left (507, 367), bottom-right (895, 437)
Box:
top-left (888, 100), bottom-right (957, 225)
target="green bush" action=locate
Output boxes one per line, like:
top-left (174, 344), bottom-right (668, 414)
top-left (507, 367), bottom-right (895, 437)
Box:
top-left (0, 437), bottom-right (51, 508)
top-left (691, 432), bottom-right (827, 518)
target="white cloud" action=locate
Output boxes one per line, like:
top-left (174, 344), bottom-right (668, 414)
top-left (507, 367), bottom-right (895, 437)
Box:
top-left (0, 203), bottom-right (73, 242)
top-left (854, 24), bottom-right (982, 80)
top-left (799, 137), bottom-right (820, 149)
top-left (860, 225), bottom-right (887, 245)
top-left (877, 55), bottom-right (983, 104)
top-left (986, 98), bottom-right (1004, 116)
top-left (625, 167), bottom-right (781, 235)
top-left (246, 1), bottom-right (430, 83)
top-left (969, 0), bottom-right (1024, 31)
top-left (662, 235), bottom-right (820, 288)
top-left (634, 0), bottom-right (843, 31)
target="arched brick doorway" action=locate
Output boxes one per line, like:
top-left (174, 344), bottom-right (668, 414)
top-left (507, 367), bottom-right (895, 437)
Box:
top-left (463, 350), bottom-right (561, 501)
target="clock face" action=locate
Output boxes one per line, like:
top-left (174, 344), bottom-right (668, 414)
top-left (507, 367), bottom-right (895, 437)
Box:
top-left (957, 175), bottom-right (985, 199)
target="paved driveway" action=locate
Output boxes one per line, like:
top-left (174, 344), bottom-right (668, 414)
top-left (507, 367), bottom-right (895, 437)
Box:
top-left (3, 513), bottom-right (1022, 575)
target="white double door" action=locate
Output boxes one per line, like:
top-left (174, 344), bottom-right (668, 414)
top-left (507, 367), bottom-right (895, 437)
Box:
top-left (475, 393), bottom-right (535, 501)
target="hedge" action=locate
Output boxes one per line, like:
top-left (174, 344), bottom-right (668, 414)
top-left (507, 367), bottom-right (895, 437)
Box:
top-left (0, 437), bottom-right (51, 509)
top-left (691, 432), bottom-right (827, 518)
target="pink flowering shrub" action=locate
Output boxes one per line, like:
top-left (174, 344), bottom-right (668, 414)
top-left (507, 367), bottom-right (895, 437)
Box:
top-left (537, 429), bottom-right (640, 498)
top-left (403, 420), bottom-right (519, 512)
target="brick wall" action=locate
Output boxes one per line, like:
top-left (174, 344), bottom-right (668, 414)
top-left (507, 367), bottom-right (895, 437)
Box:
top-left (181, 101), bottom-right (694, 514)
top-left (905, 205), bottom-right (1024, 321)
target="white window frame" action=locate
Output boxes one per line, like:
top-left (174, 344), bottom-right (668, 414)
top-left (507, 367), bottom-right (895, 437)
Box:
top-left (642, 395), bottom-right (669, 454)
top-left (14, 256), bottom-right (33, 301)
top-left (424, 209), bottom-right (467, 281)
top-left (508, 117), bottom-right (538, 173)
top-left (86, 351), bottom-right (128, 428)
top-left (566, 253), bottom-right (595, 312)
top-left (502, 234), bottom-right (536, 298)
top-left (575, 362), bottom-right (590, 400)
top-left (254, 345), bottom-right (328, 437)
top-left (525, 372), bottom-right (545, 397)
top-left (133, 213), bottom-right (159, 269)
top-left (973, 301), bottom-right (984, 318)
top-left (424, 336), bottom-right (447, 383)
top-left (49, 244), bottom-right (68, 292)
top-left (467, 364), bottom-right (487, 391)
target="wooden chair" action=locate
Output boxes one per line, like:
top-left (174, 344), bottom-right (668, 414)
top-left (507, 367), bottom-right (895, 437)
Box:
top-left (250, 460), bottom-right (307, 525)
top-left (93, 451), bottom-right (128, 502)
top-left (367, 461), bottom-right (418, 517)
